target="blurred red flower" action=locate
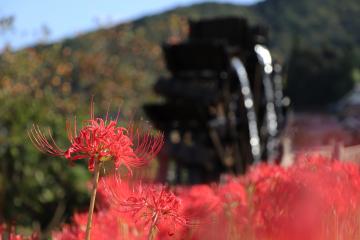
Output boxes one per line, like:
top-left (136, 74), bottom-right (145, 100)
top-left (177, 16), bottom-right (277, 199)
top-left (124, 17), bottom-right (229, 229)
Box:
top-left (104, 178), bottom-right (187, 237)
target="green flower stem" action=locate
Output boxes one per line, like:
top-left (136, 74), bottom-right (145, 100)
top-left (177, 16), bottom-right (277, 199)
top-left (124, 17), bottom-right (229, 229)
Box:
top-left (85, 161), bottom-right (102, 240)
top-left (147, 213), bottom-right (159, 240)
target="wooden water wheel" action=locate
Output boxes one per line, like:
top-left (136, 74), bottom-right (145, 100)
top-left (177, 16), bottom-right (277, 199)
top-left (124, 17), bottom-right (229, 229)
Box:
top-left (144, 17), bottom-right (287, 183)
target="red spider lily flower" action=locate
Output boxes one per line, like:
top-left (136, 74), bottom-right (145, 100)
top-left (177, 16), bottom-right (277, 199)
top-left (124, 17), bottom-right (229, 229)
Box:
top-left (28, 99), bottom-right (164, 172)
top-left (52, 210), bottom-right (142, 240)
top-left (103, 177), bottom-right (187, 237)
top-left (177, 184), bottom-right (221, 221)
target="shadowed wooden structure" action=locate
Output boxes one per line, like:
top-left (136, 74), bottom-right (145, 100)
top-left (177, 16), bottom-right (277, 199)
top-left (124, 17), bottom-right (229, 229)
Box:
top-left (144, 17), bottom-right (288, 184)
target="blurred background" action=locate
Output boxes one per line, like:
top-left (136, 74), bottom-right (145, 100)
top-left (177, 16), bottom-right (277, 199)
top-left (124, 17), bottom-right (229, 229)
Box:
top-left (1, 0), bottom-right (360, 236)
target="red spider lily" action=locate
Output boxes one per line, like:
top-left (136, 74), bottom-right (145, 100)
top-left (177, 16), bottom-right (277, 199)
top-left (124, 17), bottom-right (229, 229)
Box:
top-left (177, 184), bottom-right (221, 221)
top-left (217, 179), bottom-right (249, 230)
top-left (104, 177), bottom-right (188, 237)
top-left (52, 210), bottom-right (141, 240)
top-left (28, 99), bottom-right (164, 172)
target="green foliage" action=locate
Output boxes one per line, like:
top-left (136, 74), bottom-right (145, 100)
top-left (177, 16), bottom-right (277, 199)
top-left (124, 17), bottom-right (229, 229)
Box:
top-left (286, 45), bottom-right (355, 109)
top-left (0, 91), bottom-right (90, 230)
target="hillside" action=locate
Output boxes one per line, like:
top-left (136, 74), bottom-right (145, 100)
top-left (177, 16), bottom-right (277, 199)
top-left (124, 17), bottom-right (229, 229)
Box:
top-left (1, 1), bottom-right (360, 110)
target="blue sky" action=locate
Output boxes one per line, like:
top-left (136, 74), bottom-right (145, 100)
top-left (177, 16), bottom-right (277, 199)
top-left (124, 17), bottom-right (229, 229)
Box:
top-left (0, 0), bottom-right (259, 50)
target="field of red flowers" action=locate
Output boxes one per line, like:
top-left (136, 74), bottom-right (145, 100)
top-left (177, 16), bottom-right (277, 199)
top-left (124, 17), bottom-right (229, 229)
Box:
top-left (4, 153), bottom-right (360, 240)
top-left (50, 154), bottom-right (360, 240)
top-left (3, 105), bottom-right (360, 240)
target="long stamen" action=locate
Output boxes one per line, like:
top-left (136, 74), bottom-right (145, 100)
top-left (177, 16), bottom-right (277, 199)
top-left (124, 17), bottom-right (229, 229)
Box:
top-left (28, 124), bottom-right (65, 156)
top-left (90, 95), bottom-right (95, 120)
top-left (128, 123), bottom-right (164, 166)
